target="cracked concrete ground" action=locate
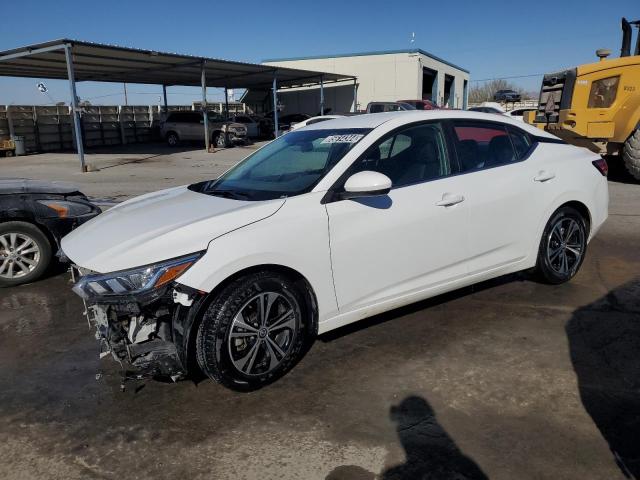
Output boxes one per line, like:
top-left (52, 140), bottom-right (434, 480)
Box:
top-left (0, 147), bottom-right (639, 479)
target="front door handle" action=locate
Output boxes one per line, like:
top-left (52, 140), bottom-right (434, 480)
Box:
top-left (436, 193), bottom-right (465, 207)
top-left (534, 170), bottom-right (556, 182)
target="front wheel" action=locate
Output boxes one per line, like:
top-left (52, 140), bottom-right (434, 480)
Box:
top-left (214, 131), bottom-right (230, 148)
top-left (623, 129), bottom-right (640, 181)
top-left (196, 271), bottom-right (310, 390)
top-left (534, 207), bottom-right (588, 284)
top-left (0, 221), bottom-right (52, 287)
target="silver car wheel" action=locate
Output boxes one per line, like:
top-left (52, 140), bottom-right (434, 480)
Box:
top-left (227, 291), bottom-right (298, 376)
top-left (0, 232), bottom-right (41, 279)
top-left (546, 217), bottom-right (585, 275)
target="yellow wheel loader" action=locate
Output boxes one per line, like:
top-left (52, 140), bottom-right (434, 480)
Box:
top-left (526, 17), bottom-right (640, 179)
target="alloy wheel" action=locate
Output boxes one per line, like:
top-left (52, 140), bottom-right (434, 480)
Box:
top-left (546, 217), bottom-right (585, 276)
top-left (227, 291), bottom-right (298, 376)
top-left (0, 232), bottom-right (41, 279)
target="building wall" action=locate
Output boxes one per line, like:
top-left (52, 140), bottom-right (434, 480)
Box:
top-left (264, 51), bottom-right (469, 114)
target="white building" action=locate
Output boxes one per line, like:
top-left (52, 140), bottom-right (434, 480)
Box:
top-left (256, 49), bottom-right (469, 115)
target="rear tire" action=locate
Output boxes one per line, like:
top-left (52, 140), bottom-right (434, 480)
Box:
top-left (623, 129), bottom-right (640, 181)
top-left (166, 132), bottom-right (179, 147)
top-left (196, 271), bottom-right (310, 390)
top-left (534, 207), bottom-right (588, 284)
top-left (0, 221), bottom-right (52, 287)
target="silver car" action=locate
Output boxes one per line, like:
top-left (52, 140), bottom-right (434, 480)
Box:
top-left (160, 111), bottom-right (247, 148)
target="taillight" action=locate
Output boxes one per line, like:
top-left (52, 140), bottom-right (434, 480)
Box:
top-left (592, 158), bottom-right (608, 176)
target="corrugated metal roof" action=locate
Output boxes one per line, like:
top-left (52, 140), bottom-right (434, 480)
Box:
top-left (0, 39), bottom-right (355, 89)
top-left (263, 48), bottom-right (469, 74)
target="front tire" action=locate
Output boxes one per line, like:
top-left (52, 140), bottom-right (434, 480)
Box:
top-left (623, 129), bottom-right (640, 181)
top-left (535, 207), bottom-right (588, 284)
top-left (0, 221), bottom-right (52, 287)
top-left (196, 271), bottom-right (309, 390)
top-left (214, 131), bottom-right (230, 148)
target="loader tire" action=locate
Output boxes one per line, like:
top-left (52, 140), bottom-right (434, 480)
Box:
top-left (623, 129), bottom-right (640, 181)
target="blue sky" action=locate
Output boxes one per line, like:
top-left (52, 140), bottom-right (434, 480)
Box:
top-left (0, 0), bottom-right (637, 105)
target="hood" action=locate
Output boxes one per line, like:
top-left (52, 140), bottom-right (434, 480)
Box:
top-left (0, 178), bottom-right (82, 195)
top-left (61, 185), bottom-right (285, 273)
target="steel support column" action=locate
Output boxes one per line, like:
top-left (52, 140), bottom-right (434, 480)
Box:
top-left (319, 75), bottom-right (324, 116)
top-left (64, 44), bottom-right (86, 172)
top-left (272, 76), bottom-right (279, 138)
top-left (201, 62), bottom-right (210, 151)
top-left (352, 78), bottom-right (358, 113)
top-left (224, 87), bottom-right (229, 119)
top-left (162, 85), bottom-right (168, 113)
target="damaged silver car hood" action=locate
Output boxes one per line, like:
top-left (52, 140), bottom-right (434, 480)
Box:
top-left (61, 185), bottom-right (285, 273)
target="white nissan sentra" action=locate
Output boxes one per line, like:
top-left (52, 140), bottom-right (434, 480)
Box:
top-left (62, 110), bottom-right (609, 390)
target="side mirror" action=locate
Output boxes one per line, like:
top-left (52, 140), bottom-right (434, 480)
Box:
top-left (341, 171), bottom-right (392, 200)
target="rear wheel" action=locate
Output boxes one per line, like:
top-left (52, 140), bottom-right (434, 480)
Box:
top-left (196, 271), bottom-right (310, 390)
top-left (623, 129), bottom-right (640, 181)
top-left (0, 221), bottom-right (52, 287)
top-left (535, 207), bottom-right (588, 284)
top-left (166, 132), bottom-right (179, 147)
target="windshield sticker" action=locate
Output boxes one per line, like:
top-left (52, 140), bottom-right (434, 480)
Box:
top-left (321, 134), bottom-right (365, 144)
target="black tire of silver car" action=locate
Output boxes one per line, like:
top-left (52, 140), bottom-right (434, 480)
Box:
top-left (196, 271), bottom-right (308, 390)
top-left (535, 206), bottom-right (588, 284)
top-left (623, 129), bottom-right (640, 181)
top-left (0, 221), bottom-right (52, 287)
top-left (166, 132), bottom-right (179, 147)
top-left (214, 131), bottom-right (230, 148)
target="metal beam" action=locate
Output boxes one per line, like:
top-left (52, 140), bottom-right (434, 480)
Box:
top-left (272, 76), bottom-right (279, 138)
top-left (201, 61), bottom-right (210, 151)
top-left (319, 75), bottom-right (324, 116)
top-left (64, 44), bottom-right (86, 173)
top-left (0, 43), bottom-right (66, 63)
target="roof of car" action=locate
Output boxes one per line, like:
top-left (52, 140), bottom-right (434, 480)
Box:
top-left (299, 110), bottom-right (559, 139)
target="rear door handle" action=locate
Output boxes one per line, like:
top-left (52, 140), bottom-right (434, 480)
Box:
top-left (534, 171), bottom-right (556, 182)
top-left (436, 194), bottom-right (465, 207)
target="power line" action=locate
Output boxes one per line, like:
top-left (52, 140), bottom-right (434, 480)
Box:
top-left (470, 73), bottom-right (546, 83)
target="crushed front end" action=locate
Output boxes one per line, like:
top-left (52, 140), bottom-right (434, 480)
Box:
top-left (69, 253), bottom-right (205, 382)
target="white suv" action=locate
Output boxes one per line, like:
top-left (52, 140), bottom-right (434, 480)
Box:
top-left (160, 111), bottom-right (247, 148)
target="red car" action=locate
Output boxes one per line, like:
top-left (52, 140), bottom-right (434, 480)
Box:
top-left (398, 99), bottom-right (439, 110)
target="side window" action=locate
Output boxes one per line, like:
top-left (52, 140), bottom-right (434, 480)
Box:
top-left (452, 122), bottom-right (516, 172)
top-left (352, 122), bottom-right (450, 188)
top-left (508, 128), bottom-right (533, 159)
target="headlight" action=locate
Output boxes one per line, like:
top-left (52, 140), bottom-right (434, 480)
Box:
top-left (587, 76), bottom-right (619, 108)
top-left (37, 200), bottom-right (94, 218)
top-left (72, 252), bottom-right (202, 300)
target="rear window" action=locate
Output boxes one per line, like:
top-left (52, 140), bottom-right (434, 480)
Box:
top-left (452, 122), bottom-right (516, 172)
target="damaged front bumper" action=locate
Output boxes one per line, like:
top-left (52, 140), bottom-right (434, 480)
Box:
top-left (70, 259), bottom-right (205, 382)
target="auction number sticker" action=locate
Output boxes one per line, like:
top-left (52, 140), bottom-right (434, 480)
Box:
top-left (321, 134), bottom-right (364, 144)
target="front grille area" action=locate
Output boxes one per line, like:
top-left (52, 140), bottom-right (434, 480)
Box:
top-left (535, 68), bottom-right (577, 124)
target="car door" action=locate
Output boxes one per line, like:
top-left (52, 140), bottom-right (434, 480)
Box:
top-left (447, 120), bottom-right (543, 275)
top-left (182, 112), bottom-right (204, 140)
top-left (325, 121), bottom-right (469, 313)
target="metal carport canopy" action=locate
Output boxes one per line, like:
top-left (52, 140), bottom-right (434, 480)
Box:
top-left (0, 39), bottom-right (356, 170)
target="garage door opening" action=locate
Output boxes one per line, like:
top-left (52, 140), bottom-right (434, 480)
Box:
top-left (443, 74), bottom-right (454, 108)
top-left (422, 67), bottom-right (437, 102)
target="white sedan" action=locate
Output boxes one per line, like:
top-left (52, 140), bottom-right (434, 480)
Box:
top-left (62, 110), bottom-right (609, 390)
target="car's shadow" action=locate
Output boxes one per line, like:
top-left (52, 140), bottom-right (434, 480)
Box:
top-left (565, 278), bottom-right (640, 478)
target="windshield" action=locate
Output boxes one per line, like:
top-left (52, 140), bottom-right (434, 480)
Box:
top-left (191, 128), bottom-right (371, 201)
